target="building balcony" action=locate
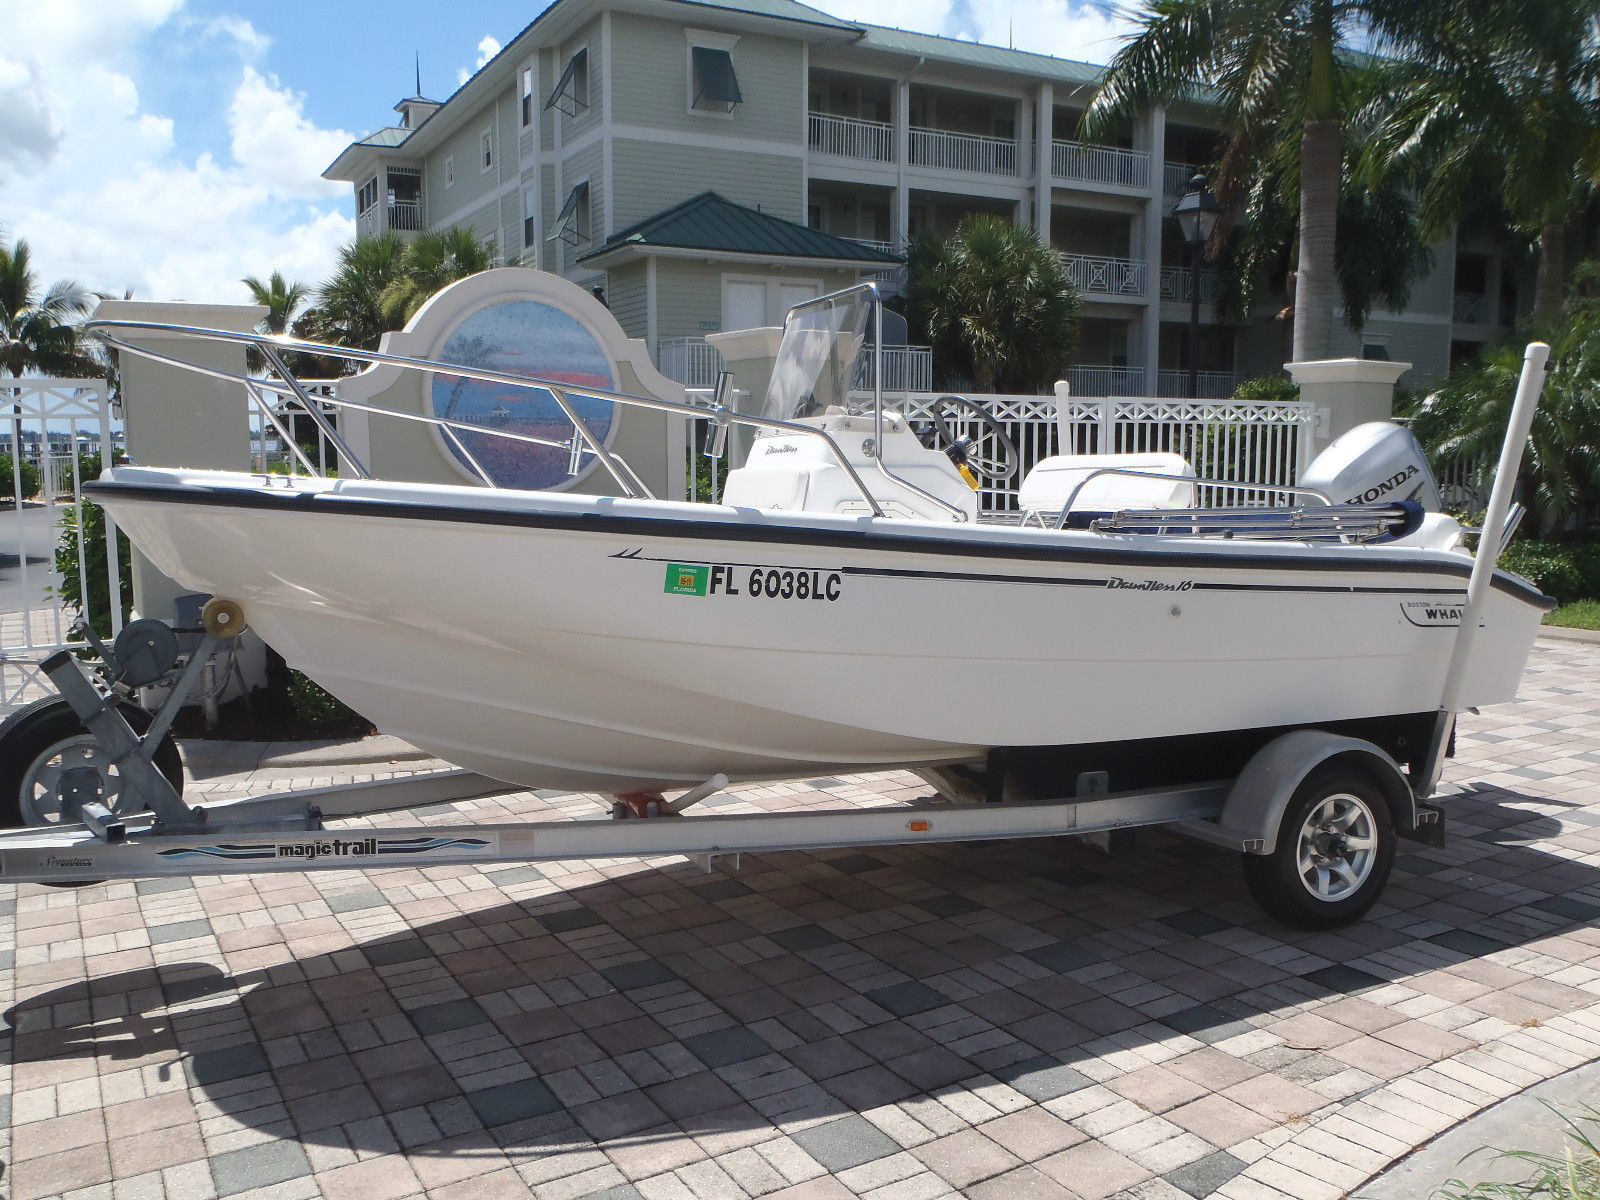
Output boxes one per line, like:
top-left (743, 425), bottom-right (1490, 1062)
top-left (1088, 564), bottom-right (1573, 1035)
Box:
top-left (658, 337), bottom-right (726, 387)
top-left (909, 126), bottom-right (1018, 176)
top-left (1050, 141), bottom-right (1150, 189)
top-left (388, 201), bottom-right (424, 232)
top-left (1159, 265), bottom-right (1226, 304)
top-left (1452, 292), bottom-right (1491, 324)
top-left (1064, 364), bottom-right (1146, 395)
top-left (808, 113), bottom-right (893, 163)
top-left (1060, 254), bottom-right (1147, 298)
top-left (1163, 161), bottom-right (1201, 199)
top-left (1156, 369), bottom-right (1236, 399)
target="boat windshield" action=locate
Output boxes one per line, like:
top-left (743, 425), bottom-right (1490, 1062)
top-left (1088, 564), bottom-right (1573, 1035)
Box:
top-left (761, 289), bottom-right (873, 422)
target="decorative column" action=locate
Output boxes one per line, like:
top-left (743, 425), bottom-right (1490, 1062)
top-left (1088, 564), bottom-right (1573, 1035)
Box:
top-left (1035, 83), bottom-right (1053, 243)
top-left (1286, 357), bottom-right (1412, 460)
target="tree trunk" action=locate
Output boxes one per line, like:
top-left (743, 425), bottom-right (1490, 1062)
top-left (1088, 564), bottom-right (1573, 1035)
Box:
top-left (1533, 221), bottom-right (1566, 317)
top-left (1293, 118), bottom-right (1341, 363)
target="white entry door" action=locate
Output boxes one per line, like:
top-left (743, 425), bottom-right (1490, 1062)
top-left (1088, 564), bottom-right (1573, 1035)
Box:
top-left (722, 280), bottom-right (769, 332)
top-left (722, 277), bottom-right (822, 331)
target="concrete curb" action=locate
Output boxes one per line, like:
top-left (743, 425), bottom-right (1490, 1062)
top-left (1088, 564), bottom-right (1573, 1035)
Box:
top-left (1539, 624), bottom-right (1600, 644)
top-left (1359, 1058), bottom-right (1600, 1198)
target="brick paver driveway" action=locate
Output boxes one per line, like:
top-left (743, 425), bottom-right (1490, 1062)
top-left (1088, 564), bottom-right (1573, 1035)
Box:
top-left (5, 640), bottom-right (1599, 1200)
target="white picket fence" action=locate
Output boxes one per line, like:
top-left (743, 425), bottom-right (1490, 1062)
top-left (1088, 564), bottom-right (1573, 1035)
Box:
top-left (2, 377), bottom-right (124, 712)
top-left (899, 392), bottom-right (1317, 516)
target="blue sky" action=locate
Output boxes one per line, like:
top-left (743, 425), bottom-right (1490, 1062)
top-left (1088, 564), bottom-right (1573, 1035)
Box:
top-left (0, 0), bottom-right (1127, 307)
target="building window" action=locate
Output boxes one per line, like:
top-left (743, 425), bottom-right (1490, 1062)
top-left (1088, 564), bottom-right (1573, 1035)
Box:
top-left (547, 181), bottom-right (590, 246)
top-left (444, 156), bottom-right (454, 188)
top-left (520, 67), bottom-right (534, 127)
top-left (545, 48), bottom-right (589, 118)
top-left (357, 176), bottom-right (379, 214)
top-left (480, 130), bottom-right (493, 171)
top-left (690, 46), bottom-right (742, 113)
top-left (523, 186), bottom-right (537, 248)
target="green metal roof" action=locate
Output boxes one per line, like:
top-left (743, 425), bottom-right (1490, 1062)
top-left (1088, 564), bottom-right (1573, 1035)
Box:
top-left (357, 127), bottom-right (414, 149)
top-left (582, 192), bottom-right (901, 263)
top-left (854, 25), bottom-right (1105, 91)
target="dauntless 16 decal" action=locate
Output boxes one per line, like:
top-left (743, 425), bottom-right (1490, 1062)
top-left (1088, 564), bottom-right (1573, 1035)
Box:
top-left (664, 562), bottom-right (842, 601)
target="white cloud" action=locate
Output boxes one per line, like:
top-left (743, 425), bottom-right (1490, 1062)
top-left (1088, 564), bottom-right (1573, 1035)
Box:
top-left (0, 3), bottom-right (355, 304)
top-left (458, 35), bottom-right (503, 86)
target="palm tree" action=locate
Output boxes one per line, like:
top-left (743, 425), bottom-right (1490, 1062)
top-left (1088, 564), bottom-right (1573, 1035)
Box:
top-left (1222, 68), bottom-right (1435, 354)
top-left (1362, 3), bottom-right (1600, 316)
top-left (907, 215), bottom-right (1080, 392)
top-left (308, 232), bottom-right (407, 356)
top-left (0, 238), bottom-right (100, 379)
top-left (1407, 262), bottom-right (1600, 531)
top-left (380, 227), bottom-right (498, 328)
top-left (241, 270), bottom-right (310, 374)
top-left (1080, 0), bottom-right (1500, 362)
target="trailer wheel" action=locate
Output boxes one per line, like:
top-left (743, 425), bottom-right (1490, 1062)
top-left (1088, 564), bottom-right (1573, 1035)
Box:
top-left (0, 697), bottom-right (184, 829)
top-left (1242, 765), bottom-right (1395, 929)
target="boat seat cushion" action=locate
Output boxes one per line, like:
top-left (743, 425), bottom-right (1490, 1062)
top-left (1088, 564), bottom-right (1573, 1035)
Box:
top-left (1019, 452), bottom-right (1197, 514)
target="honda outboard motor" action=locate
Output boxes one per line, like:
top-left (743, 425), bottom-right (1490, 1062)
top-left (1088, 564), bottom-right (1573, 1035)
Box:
top-left (1299, 422), bottom-right (1443, 511)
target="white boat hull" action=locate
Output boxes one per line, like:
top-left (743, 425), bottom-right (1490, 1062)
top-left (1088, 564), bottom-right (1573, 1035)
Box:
top-left (90, 469), bottom-right (1550, 792)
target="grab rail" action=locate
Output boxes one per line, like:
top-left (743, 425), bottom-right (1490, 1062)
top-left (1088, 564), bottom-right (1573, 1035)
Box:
top-left (1050, 467), bottom-right (1334, 529)
top-left (86, 320), bottom-right (887, 516)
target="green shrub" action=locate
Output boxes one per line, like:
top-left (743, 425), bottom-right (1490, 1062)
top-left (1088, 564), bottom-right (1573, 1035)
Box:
top-left (1232, 374), bottom-right (1300, 403)
top-left (1498, 540), bottom-right (1589, 605)
top-left (1431, 1104), bottom-right (1600, 1200)
top-left (1, 452), bottom-right (41, 500)
top-left (52, 497), bottom-right (134, 638)
top-left (287, 670), bottom-right (354, 727)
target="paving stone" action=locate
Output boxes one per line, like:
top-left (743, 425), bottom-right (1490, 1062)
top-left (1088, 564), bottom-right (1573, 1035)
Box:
top-left (1022, 942), bottom-right (1103, 973)
top-left (466, 1078), bottom-right (561, 1127)
top-left (866, 981), bottom-right (950, 1017)
top-left (683, 1026), bottom-right (774, 1069)
top-left (209, 1139), bottom-right (313, 1197)
top-left (769, 925), bottom-right (842, 953)
top-left (993, 1056), bottom-right (1094, 1101)
top-left (185, 1042), bottom-right (270, 1087)
top-left (149, 918), bottom-right (213, 944)
top-left (1163, 1150), bottom-right (1247, 1198)
top-left (791, 1115), bottom-right (904, 1172)
top-left (601, 960), bottom-right (679, 991)
top-left (407, 998), bottom-right (489, 1036)
top-left (917, 895), bottom-right (984, 918)
top-left (325, 890), bottom-right (388, 913)
top-left (1300, 965), bottom-right (1387, 995)
top-left (1159, 911), bottom-right (1234, 937)
top-left (539, 906), bottom-right (605, 933)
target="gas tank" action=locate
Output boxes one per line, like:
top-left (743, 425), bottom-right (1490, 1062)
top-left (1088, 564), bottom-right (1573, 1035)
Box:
top-left (1299, 422), bottom-right (1443, 510)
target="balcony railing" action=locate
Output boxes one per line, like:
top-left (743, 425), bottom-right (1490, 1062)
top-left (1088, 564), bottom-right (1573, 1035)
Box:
top-left (1156, 369), bottom-right (1236, 399)
top-left (1060, 254), bottom-right (1147, 298)
top-left (845, 237), bottom-right (899, 256)
top-left (909, 126), bottom-right (1018, 176)
top-left (1452, 292), bottom-right (1490, 324)
top-left (1163, 161), bottom-right (1200, 198)
top-left (853, 346), bottom-right (934, 393)
top-left (808, 113), bottom-right (894, 162)
top-left (1159, 265), bottom-right (1226, 304)
top-left (388, 201), bottom-right (424, 231)
top-left (1050, 141), bottom-right (1150, 189)
top-left (658, 337), bottom-right (726, 388)
top-left (1064, 365), bottom-right (1146, 395)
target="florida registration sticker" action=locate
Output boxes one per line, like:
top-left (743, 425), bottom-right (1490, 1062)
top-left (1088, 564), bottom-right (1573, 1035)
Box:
top-left (664, 563), bottom-right (710, 596)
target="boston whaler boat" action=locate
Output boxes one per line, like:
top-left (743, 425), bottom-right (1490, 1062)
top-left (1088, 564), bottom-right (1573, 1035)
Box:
top-left (0, 284), bottom-right (1554, 926)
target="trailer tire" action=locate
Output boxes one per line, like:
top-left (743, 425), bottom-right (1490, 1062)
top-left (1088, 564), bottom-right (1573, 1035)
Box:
top-left (0, 696), bottom-right (184, 830)
top-left (1241, 764), bottom-right (1395, 929)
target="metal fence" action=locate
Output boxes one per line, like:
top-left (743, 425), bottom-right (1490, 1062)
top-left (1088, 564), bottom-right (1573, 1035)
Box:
top-left (901, 391), bottom-right (1317, 515)
top-left (2, 377), bottom-right (124, 712)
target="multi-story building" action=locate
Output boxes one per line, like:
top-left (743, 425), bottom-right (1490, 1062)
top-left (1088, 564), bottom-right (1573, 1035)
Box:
top-left (324, 0), bottom-right (1523, 395)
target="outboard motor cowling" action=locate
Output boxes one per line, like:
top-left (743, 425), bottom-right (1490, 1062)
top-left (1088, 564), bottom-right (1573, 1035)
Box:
top-left (1299, 422), bottom-right (1442, 511)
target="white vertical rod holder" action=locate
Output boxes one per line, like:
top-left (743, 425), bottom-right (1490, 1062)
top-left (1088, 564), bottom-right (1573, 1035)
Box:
top-left (1437, 341), bottom-right (1550, 718)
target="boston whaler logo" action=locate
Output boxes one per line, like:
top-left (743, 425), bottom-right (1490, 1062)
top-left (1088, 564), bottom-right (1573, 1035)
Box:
top-left (1401, 601), bottom-right (1469, 627)
top-left (1106, 577), bottom-right (1192, 592)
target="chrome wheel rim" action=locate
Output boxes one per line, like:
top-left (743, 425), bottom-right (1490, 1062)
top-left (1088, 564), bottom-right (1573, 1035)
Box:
top-left (18, 736), bottom-right (122, 826)
top-left (1296, 793), bottom-right (1378, 902)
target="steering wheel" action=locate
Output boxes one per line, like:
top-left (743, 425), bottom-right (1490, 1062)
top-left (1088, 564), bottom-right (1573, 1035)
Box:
top-left (927, 395), bottom-right (1021, 483)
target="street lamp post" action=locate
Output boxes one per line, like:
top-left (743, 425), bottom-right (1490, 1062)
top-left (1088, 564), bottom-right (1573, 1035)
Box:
top-left (1172, 173), bottom-right (1220, 398)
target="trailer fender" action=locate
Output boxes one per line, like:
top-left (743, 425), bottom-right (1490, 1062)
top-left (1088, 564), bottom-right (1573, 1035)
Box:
top-left (1177, 730), bottom-right (1415, 855)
